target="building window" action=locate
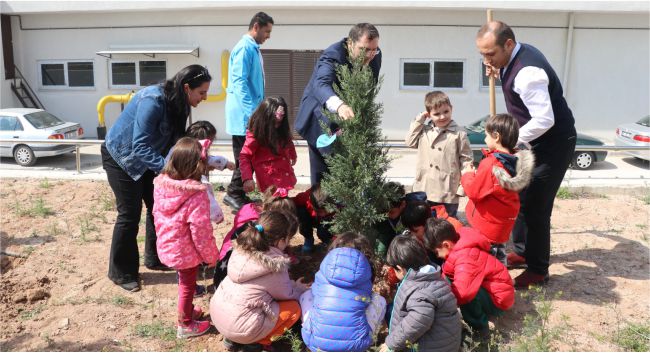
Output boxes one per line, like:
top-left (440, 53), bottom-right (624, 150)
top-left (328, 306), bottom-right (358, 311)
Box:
top-left (480, 61), bottom-right (502, 88)
top-left (401, 59), bottom-right (465, 90)
top-left (38, 60), bottom-right (94, 88)
top-left (109, 60), bottom-right (166, 88)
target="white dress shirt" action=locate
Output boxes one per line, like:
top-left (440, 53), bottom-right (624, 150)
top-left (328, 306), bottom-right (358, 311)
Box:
top-left (504, 42), bottom-right (555, 145)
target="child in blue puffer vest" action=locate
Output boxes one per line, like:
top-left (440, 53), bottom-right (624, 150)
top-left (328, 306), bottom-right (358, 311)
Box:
top-left (300, 232), bottom-right (386, 352)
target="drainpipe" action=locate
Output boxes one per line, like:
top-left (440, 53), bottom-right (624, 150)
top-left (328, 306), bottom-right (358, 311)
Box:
top-left (562, 12), bottom-right (575, 99)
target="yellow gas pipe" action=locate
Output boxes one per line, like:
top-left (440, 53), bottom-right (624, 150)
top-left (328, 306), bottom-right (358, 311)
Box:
top-left (96, 49), bottom-right (230, 130)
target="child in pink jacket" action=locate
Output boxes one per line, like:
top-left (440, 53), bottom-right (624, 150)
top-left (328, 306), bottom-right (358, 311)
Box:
top-left (240, 96), bottom-right (297, 194)
top-left (213, 185), bottom-right (297, 289)
top-left (153, 137), bottom-right (219, 339)
top-left (210, 210), bottom-right (309, 351)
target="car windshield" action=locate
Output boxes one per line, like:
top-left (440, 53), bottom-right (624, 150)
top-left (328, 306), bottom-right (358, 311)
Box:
top-left (636, 115), bottom-right (650, 127)
top-left (24, 111), bottom-right (66, 129)
top-left (466, 116), bottom-right (488, 132)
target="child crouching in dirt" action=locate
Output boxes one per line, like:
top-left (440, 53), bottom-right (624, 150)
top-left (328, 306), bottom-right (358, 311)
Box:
top-left (300, 232), bottom-right (386, 352)
top-left (152, 137), bottom-right (219, 339)
top-left (210, 211), bottom-right (309, 352)
top-left (213, 186), bottom-right (297, 289)
top-left (380, 233), bottom-right (462, 351)
top-left (424, 218), bottom-right (514, 342)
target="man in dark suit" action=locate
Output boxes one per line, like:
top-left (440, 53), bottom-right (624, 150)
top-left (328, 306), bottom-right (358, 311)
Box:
top-left (295, 23), bottom-right (382, 186)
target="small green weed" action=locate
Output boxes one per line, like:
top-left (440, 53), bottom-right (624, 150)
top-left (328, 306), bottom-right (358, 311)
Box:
top-left (613, 321), bottom-right (650, 351)
top-left (271, 328), bottom-right (305, 352)
top-left (14, 197), bottom-right (54, 217)
top-left (22, 245), bottom-right (36, 257)
top-left (556, 187), bottom-right (578, 200)
top-left (19, 305), bottom-right (45, 320)
top-left (133, 321), bottom-right (177, 341)
top-left (39, 178), bottom-right (52, 189)
top-left (78, 213), bottom-right (99, 242)
top-left (641, 194), bottom-right (650, 205)
top-left (509, 286), bottom-right (567, 352)
top-left (48, 222), bottom-right (63, 237)
top-left (112, 296), bottom-right (135, 306)
top-left (100, 191), bottom-right (116, 211)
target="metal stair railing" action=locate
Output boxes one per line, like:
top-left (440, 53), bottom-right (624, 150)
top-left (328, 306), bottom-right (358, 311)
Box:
top-left (10, 65), bottom-right (45, 110)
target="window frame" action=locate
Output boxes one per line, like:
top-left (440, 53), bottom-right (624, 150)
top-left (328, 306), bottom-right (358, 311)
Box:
top-left (400, 58), bottom-right (466, 91)
top-left (0, 116), bottom-right (24, 131)
top-left (108, 59), bottom-right (167, 89)
top-left (37, 59), bottom-right (95, 90)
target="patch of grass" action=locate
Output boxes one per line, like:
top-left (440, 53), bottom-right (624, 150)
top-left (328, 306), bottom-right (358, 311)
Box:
top-left (39, 178), bottom-right (52, 189)
top-left (77, 213), bottom-right (99, 242)
top-left (509, 286), bottom-right (567, 352)
top-left (48, 222), bottom-right (63, 237)
top-left (112, 296), bottom-right (135, 306)
top-left (271, 328), bottom-right (305, 352)
top-left (613, 321), bottom-right (650, 351)
top-left (136, 235), bottom-right (146, 244)
top-left (132, 321), bottom-right (177, 342)
top-left (636, 224), bottom-right (647, 230)
top-left (641, 194), bottom-right (650, 205)
top-left (19, 305), bottom-right (45, 320)
top-left (556, 187), bottom-right (578, 200)
top-left (211, 182), bottom-right (225, 192)
top-left (14, 197), bottom-right (54, 218)
top-left (100, 191), bottom-right (116, 211)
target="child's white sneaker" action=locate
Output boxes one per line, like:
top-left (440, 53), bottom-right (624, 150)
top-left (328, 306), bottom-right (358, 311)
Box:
top-left (177, 320), bottom-right (211, 339)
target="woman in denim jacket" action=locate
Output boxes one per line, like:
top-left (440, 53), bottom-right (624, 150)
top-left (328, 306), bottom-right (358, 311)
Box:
top-left (101, 65), bottom-right (212, 292)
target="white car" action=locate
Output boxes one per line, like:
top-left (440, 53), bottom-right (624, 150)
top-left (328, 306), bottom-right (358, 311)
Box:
top-left (615, 115), bottom-right (650, 161)
top-left (0, 108), bottom-right (84, 166)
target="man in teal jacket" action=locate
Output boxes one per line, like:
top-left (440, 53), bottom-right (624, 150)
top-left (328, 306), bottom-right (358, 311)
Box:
top-left (224, 12), bottom-right (273, 211)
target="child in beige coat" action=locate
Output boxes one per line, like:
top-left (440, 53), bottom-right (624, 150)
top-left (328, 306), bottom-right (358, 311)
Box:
top-left (405, 91), bottom-right (474, 217)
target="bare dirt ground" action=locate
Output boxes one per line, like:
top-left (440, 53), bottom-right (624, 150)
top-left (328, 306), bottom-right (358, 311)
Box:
top-left (1, 179), bottom-right (649, 352)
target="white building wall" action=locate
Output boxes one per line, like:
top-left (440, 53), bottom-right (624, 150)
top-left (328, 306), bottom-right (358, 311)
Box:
top-left (6, 8), bottom-right (649, 141)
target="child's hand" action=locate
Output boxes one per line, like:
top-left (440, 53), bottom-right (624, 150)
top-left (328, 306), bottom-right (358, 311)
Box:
top-left (379, 343), bottom-right (390, 352)
top-left (417, 111), bottom-right (430, 121)
top-left (225, 161), bottom-right (235, 170)
top-left (461, 165), bottom-right (475, 175)
top-left (243, 180), bottom-right (256, 193)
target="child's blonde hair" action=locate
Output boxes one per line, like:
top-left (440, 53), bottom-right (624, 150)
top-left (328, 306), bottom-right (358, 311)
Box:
top-left (237, 210), bottom-right (298, 252)
top-left (424, 91), bottom-right (452, 113)
top-left (161, 137), bottom-right (204, 181)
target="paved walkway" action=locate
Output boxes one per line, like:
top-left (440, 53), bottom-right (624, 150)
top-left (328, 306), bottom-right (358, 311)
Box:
top-left (1, 144), bottom-right (649, 191)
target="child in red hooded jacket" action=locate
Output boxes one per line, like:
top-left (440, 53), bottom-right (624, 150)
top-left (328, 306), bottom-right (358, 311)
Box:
top-left (424, 218), bottom-right (514, 340)
top-left (460, 114), bottom-right (534, 266)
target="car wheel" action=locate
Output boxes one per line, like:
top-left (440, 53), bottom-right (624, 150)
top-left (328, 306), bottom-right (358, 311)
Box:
top-left (572, 151), bottom-right (594, 170)
top-left (13, 145), bottom-right (36, 166)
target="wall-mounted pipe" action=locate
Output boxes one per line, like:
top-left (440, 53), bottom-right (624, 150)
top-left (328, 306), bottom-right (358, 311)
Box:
top-left (562, 12), bottom-right (575, 99)
top-left (95, 49), bottom-right (230, 137)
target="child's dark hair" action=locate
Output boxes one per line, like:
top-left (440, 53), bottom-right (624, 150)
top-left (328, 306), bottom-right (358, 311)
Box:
top-left (237, 210), bottom-right (298, 253)
top-left (423, 218), bottom-right (460, 251)
top-left (485, 113), bottom-right (520, 152)
top-left (248, 96), bottom-right (291, 155)
top-left (162, 137), bottom-right (204, 181)
top-left (186, 120), bottom-right (217, 140)
top-left (401, 201), bottom-right (430, 229)
top-left (310, 184), bottom-right (334, 212)
top-left (386, 232), bottom-right (430, 271)
top-left (328, 232), bottom-right (378, 281)
top-left (262, 185), bottom-right (297, 215)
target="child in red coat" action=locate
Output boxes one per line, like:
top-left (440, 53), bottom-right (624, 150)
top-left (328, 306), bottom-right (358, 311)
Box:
top-left (424, 218), bottom-right (514, 339)
top-left (461, 113), bottom-right (534, 266)
top-left (292, 184), bottom-right (335, 253)
top-left (240, 96), bottom-right (297, 194)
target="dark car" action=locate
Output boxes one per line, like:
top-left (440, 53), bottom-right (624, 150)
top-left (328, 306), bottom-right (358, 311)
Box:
top-left (465, 116), bottom-right (607, 170)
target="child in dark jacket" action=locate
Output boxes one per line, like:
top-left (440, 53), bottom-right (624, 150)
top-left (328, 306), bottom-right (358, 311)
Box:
top-left (292, 184), bottom-right (334, 253)
top-left (380, 233), bottom-right (461, 352)
top-left (367, 182), bottom-right (407, 259)
top-left (424, 218), bottom-right (515, 339)
top-left (460, 113), bottom-right (534, 265)
top-left (300, 232), bottom-right (386, 352)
